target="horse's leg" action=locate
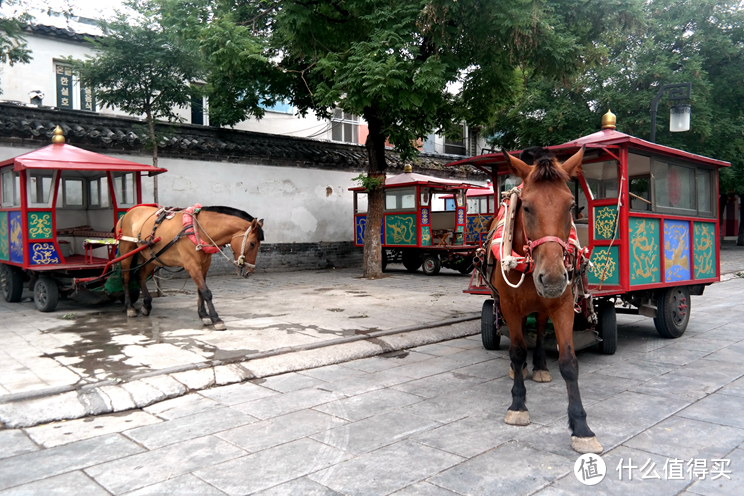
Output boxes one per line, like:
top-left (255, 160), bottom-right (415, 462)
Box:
top-left (551, 304), bottom-right (602, 454)
top-left (120, 243), bottom-right (138, 318)
top-left (138, 263), bottom-right (155, 317)
top-left (532, 313), bottom-right (552, 382)
top-left (502, 305), bottom-right (530, 426)
top-left (197, 257), bottom-right (212, 326)
top-left (184, 256), bottom-right (226, 330)
top-left (509, 315), bottom-right (529, 380)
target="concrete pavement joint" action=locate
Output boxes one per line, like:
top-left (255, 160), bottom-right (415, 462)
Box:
top-left (0, 314), bottom-right (479, 428)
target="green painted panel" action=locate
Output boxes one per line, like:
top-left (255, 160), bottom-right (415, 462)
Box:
top-left (0, 211), bottom-right (7, 261)
top-left (594, 206), bottom-right (618, 241)
top-left (693, 221), bottom-right (716, 279)
top-left (385, 214), bottom-right (417, 245)
top-left (420, 226), bottom-right (431, 246)
top-left (629, 217), bottom-right (660, 285)
top-left (587, 246), bottom-right (620, 286)
top-left (27, 212), bottom-right (53, 240)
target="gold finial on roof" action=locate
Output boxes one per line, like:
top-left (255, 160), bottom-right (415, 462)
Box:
top-left (601, 110), bottom-right (616, 130)
top-left (403, 164), bottom-right (413, 173)
top-left (51, 126), bottom-right (65, 144)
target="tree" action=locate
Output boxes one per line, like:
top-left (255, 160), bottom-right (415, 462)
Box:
top-left (0, 0), bottom-right (35, 93)
top-left (485, 0), bottom-right (744, 243)
top-left (159, 0), bottom-right (642, 277)
top-left (71, 1), bottom-right (204, 193)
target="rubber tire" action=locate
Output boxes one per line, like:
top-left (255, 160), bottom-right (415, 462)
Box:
top-left (34, 276), bottom-right (59, 313)
top-left (481, 299), bottom-right (501, 350)
top-left (421, 254), bottom-right (441, 276)
top-left (654, 286), bottom-right (690, 338)
top-left (596, 300), bottom-right (617, 355)
top-left (381, 250), bottom-right (388, 272)
top-left (0, 264), bottom-right (23, 303)
top-left (402, 252), bottom-right (422, 272)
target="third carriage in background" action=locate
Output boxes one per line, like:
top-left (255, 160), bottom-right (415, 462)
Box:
top-left (448, 111), bottom-right (727, 353)
top-left (351, 165), bottom-right (480, 275)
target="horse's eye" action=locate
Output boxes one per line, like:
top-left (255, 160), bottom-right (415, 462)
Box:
top-left (250, 242), bottom-right (256, 249)
top-left (523, 206), bottom-right (531, 214)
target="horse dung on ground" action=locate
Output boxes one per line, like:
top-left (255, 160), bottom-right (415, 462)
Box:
top-left (117, 205), bottom-right (264, 330)
top-left (490, 146), bottom-right (603, 454)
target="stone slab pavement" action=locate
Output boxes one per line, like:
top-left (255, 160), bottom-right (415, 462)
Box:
top-left (2, 272), bottom-right (744, 495)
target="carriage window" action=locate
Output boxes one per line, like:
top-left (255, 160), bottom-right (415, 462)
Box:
top-left (629, 177), bottom-right (651, 211)
top-left (114, 173), bottom-right (136, 206)
top-left (582, 160), bottom-right (618, 200)
top-left (355, 192), bottom-right (368, 213)
top-left (28, 173), bottom-right (54, 206)
top-left (1, 170), bottom-right (20, 207)
top-left (697, 169), bottom-right (712, 214)
top-left (385, 188), bottom-right (415, 211)
top-left (420, 189), bottom-right (430, 206)
top-left (499, 174), bottom-right (521, 194)
top-left (63, 178), bottom-right (84, 207)
top-left (467, 197), bottom-right (492, 214)
top-left (89, 179), bottom-right (100, 207)
top-left (567, 179), bottom-right (590, 222)
top-left (654, 162), bottom-right (695, 212)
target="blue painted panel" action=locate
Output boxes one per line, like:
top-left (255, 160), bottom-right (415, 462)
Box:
top-left (9, 211), bottom-right (23, 264)
top-left (29, 243), bottom-right (60, 265)
top-left (664, 220), bottom-right (691, 282)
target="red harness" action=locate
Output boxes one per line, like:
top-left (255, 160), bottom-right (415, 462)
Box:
top-left (490, 187), bottom-right (581, 274)
top-left (182, 204), bottom-right (220, 254)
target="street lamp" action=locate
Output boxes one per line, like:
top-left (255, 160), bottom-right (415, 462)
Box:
top-left (650, 82), bottom-right (692, 143)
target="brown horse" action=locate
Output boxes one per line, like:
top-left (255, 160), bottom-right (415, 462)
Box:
top-left (117, 205), bottom-right (264, 330)
top-left (492, 146), bottom-right (602, 454)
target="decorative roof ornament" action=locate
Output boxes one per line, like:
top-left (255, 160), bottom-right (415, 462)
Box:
top-left (601, 110), bottom-right (616, 130)
top-left (403, 164), bottom-right (413, 173)
top-left (51, 126), bottom-right (65, 144)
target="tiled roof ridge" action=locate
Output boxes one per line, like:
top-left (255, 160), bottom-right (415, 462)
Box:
top-left (0, 103), bottom-right (484, 179)
top-left (23, 23), bottom-right (100, 42)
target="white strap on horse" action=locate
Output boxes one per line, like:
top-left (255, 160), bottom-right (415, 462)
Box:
top-left (500, 187), bottom-right (527, 289)
top-left (191, 215), bottom-right (257, 269)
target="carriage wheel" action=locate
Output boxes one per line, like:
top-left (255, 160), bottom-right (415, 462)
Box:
top-left (402, 251), bottom-right (421, 272)
top-left (595, 300), bottom-right (617, 355)
top-left (381, 250), bottom-right (388, 272)
top-left (421, 254), bottom-right (441, 276)
top-left (0, 264), bottom-right (23, 303)
top-left (34, 276), bottom-right (59, 313)
top-left (654, 286), bottom-right (690, 338)
top-left (481, 299), bottom-right (500, 350)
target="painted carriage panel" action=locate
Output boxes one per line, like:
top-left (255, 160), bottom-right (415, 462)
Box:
top-left (466, 215), bottom-right (493, 244)
top-left (28, 212), bottom-right (53, 240)
top-left (663, 220), bottom-right (691, 282)
top-left (457, 208), bottom-right (465, 225)
top-left (0, 211), bottom-right (8, 261)
top-left (593, 206), bottom-right (618, 241)
top-left (628, 217), bottom-right (660, 286)
top-left (421, 226), bottom-right (432, 246)
top-left (420, 208), bottom-right (429, 225)
top-left (385, 214), bottom-right (417, 245)
top-left (587, 245), bottom-right (620, 286)
top-left (355, 215), bottom-right (383, 245)
top-left (29, 242), bottom-right (61, 265)
top-left (693, 221), bottom-right (716, 279)
top-left (9, 211), bottom-right (23, 264)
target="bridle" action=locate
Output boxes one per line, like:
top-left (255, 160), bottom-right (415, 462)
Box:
top-left (520, 214), bottom-right (578, 274)
top-left (231, 226), bottom-right (256, 269)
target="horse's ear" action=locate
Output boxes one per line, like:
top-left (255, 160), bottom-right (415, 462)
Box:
top-left (503, 151), bottom-right (531, 180)
top-left (258, 218), bottom-right (264, 227)
top-left (561, 145), bottom-right (585, 178)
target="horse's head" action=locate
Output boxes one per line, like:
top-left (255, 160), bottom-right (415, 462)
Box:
top-left (504, 146), bottom-right (584, 299)
top-left (230, 218), bottom-right (265, 278)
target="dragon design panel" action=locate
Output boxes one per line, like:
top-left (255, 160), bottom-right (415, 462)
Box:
top-left (629, 217), bottom-right (660, 285)
top-left (9, 211), bottom-right (23, 264)
top-left (420, 226), bottom-right (431, 246)
top-left (466, 215), bottom-right (493, 244)
top-left (29, 242), bottom-right (60, 265)
top-left (693, 221), bottom-right (716, 279)
top-left (385, 214), bottom-right (417, 245)
top-left (664, 220), bottom-right (691, 282)
top-left (0, 211), bottom-right (8, 261)
top-left (355, 216), bottom-right (383, 245)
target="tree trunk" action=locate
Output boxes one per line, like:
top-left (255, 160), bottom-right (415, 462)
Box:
top-left (362, 107), bottom-right (388, 279)
top-left (738, 194), bottom-right (744, 246)
top-left (145, 108), bottom-right (159, 204)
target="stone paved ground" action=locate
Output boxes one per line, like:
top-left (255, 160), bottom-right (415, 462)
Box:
top-left (1, 273), bottom-right (744, 495)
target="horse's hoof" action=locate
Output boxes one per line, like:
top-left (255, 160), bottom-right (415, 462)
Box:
top-left (505, 410), bottom-right (530, 426)
top-left (532, 369), bottom-right (552, 382)
top-left (141, 307), bottom-right (151, 317)
top-left (213, 322), bottom-right (227, 331)
top-left (571, 436), bottom-right (603, 454)
top-left (509, 362), bottom-right (530, 380)
top-left (202, 318), bottom-right (212, 326)
top-left (126, 308), bottom-right (138, 318)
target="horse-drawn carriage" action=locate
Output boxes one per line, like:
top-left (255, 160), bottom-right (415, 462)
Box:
top-left (351, 165), bottom-right (480, 275)
top-left (448, 111), bottom-right (727, 354)
top-left (0, 127), bottom-right (167, 312)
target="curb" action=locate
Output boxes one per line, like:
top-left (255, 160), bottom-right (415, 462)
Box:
top-left (0, 313), bottom-right (480, 428)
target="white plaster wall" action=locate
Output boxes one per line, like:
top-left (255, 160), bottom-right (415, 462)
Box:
top-left (232, 109), bottom-right (330, 140)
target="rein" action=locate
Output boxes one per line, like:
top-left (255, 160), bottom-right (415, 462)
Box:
top-left (191, 214), bottom-right (255, 270)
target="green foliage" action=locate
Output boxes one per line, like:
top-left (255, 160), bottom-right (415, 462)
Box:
top-left (351, 173), bottom-right (384, 192)
top-left (0, 0), bottom-right (35, 94)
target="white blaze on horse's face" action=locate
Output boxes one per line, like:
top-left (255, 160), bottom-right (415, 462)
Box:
top-left (231, 218), bottom-right (264, 278)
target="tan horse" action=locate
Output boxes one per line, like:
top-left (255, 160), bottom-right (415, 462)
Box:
top-left (492, 146), bottom-right (602, 454)
top-left (117, 205), bottom-right (264, 330)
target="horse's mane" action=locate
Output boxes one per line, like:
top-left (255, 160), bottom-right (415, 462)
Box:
top-left (527, 147), bottom-right (569, 183)
top-left (201, 206), bottom-right (265, 241)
